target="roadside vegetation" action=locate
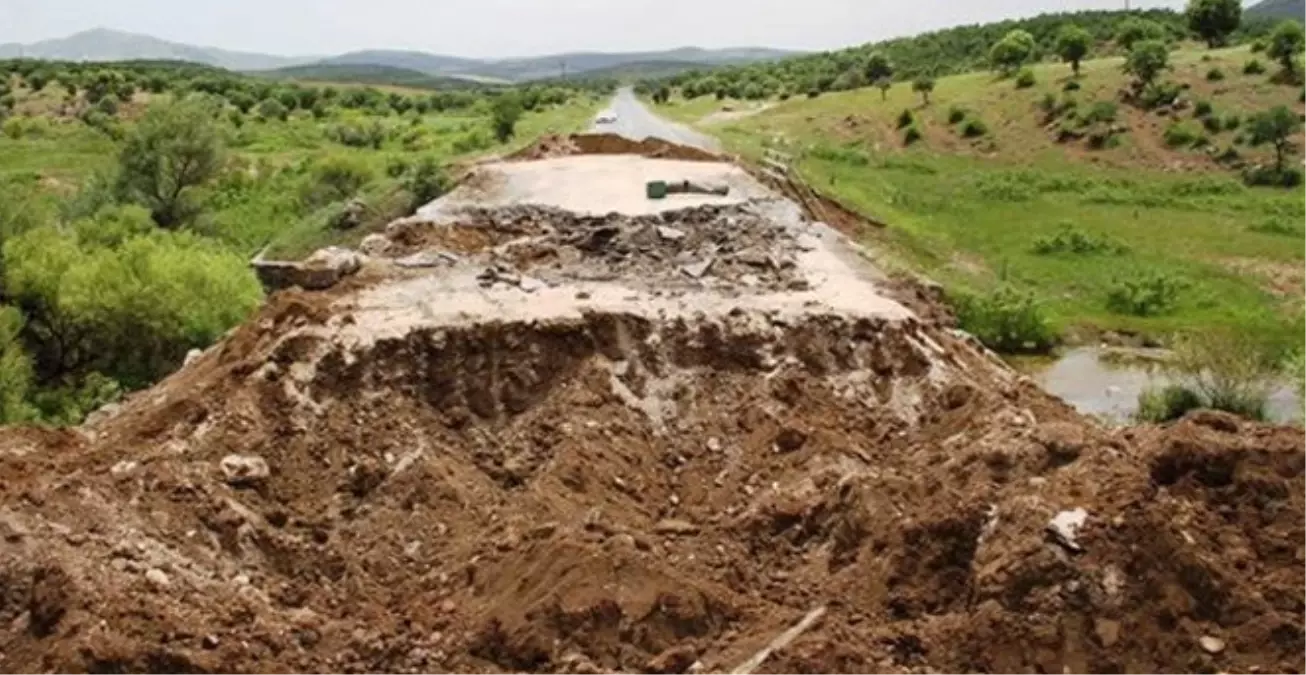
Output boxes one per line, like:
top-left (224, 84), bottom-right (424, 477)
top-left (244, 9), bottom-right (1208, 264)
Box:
top-left (0, 58), bottom-right (605, 424)
top-left (638, 4), bottom-right (1303, 417)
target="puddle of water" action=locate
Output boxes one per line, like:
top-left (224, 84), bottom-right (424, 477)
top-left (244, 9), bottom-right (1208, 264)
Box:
top-left (1020, 347), bottom-right (1302, 425)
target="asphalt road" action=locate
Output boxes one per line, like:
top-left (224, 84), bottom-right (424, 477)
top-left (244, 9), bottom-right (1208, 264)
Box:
top-left (590, 87), bottom-right (720, 152)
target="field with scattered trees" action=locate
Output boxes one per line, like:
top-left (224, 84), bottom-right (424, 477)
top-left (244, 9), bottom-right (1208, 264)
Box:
top-left (642, 3), bottom-right (1305, 419)
top-left (0, 58), bottom-right (606, 423)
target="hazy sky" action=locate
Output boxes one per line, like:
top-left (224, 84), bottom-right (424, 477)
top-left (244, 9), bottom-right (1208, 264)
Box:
top-left (3, 0), bottom-right (1189, 59)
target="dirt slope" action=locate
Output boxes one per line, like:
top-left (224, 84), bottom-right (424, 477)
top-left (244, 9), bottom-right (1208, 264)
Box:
top-left (0, 135), bottom-right (1301, 674)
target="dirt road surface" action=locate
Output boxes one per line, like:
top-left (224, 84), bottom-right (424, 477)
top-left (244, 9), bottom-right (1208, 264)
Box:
top-left (0, 125), bottom-right (1302, 675)
top-left (592, 87), bottom-right (720, 151)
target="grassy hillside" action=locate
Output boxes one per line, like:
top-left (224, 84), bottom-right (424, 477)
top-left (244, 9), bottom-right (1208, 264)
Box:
top-left (259, 63), bottom-right (488, 90)
top-left (1245, 0), bottom-right (1305, 21)
top-left (654, 44), bottom-right (1304, 350)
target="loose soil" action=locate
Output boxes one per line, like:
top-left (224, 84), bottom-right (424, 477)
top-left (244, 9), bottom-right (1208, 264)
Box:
top-left (0, 135), bottom-right (1301, 675)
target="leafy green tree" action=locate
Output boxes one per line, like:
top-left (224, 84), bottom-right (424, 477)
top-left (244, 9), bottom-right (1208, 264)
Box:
top-left (256, 97), bottom-right (288, 121)
top-left (227, 91), bottom-right (255, 113)
top-left (276, 89), bottom-right (300, 111)
top-left (491, 93), bottom-right (523, 143)
top-left (1055, 24), bottom-right (1092, 76)
top-left (1267, 20), bottom-right (1305, 77)
top-left (1124, 39), bottom-right (1170, 88)
top-left (1115, 17), bottom-right (1167, 49)
top-left (117, 98), bottom-right (225, 228)
top-left (912, 76), bottom-right (935, 105)
top-left (874, 76), bottom-right (892, 100)
top-left (0, 306), bottom-right (35, 423)
top-left (404, 156), bottom-right (451, 208)
top-left (1185, 0), bottom-right (1240, 48)
top-left (1248, 105), bottom-right (1297, 172)
top-left (26, 70), bottom-right (50, 92)
top-left (990, 29), bottom-right (1036, 75)
top-left (863, 51), bottom-right (893, 83)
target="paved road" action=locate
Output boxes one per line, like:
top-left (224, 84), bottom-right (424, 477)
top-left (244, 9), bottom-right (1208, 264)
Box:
top-left (590, 87), bottom-right (720, 152)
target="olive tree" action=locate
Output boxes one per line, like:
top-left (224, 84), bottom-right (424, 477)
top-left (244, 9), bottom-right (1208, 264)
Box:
top-left (1185, 0), bottom-right (1240, 48)
top-left (117, 97), bottom-right (225, 228)
top-left (1055, 24), bottom-right (1092, 77)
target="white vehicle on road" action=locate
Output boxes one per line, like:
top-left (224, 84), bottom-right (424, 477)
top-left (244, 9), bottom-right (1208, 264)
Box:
top-left (594, 112), bottom-right (618, 124)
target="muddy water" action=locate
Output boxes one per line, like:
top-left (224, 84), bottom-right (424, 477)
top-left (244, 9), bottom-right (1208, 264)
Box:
top-left (1023, 347), bottom-right (1302, 424)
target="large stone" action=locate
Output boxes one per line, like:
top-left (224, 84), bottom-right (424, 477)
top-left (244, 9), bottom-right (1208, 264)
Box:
top-left (220, 454), bottom-right (271, 486)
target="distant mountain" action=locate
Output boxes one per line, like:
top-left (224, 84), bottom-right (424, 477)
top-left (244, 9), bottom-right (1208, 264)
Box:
top-left (1244, 0), bottom-right (1305, 20)
top-left (553, 60), bottom-right (719, 82)
top-left (0, 28), bottom-right (313, 70)
top-left (0, 28), bottom-right (801, 83)
top-left (260, 63), bottom-right (489, 90)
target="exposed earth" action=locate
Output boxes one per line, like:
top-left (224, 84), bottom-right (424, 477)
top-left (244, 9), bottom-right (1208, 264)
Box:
top-left (0, 95), bottom-right (1302, 674)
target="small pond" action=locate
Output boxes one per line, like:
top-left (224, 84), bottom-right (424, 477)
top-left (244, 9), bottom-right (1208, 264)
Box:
top-left (1018, 347), bottom-right (1302, 425)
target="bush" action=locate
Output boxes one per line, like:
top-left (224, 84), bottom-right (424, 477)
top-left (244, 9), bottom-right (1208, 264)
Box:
top-left (1202, 114), bottom-right (1223, 133)
top-left (1062, 79), bottom-right (1081, 92)
top-left (1014, 68), bottom-right (1037, 89)
top-left (1247, 218), bottom-right (1302, 236)
top-left (903, 125), bottom-right (923, 145)
top-left (896, 108), bottom-right (914, 129)
top-left (385, 156), bottom-right (410, 178)
top-left (1243, 164), bottom-right (1304, 187)
top-left (1135, 384), bottom-right (1206, 422)
top-left (403, 156), bottom-right (451, 208)
top-left (1084, 100), bottom-right (1118, 124)
top-left (256, 97), bottom-right (288, 121)
top-left (947, 105), bottom-right (966, 124)
top-left (300, 155), bottom-right (374, 207)
top-left (1251, 39), bottom-right (1267, 53)
top-left (326, 121), bottom-right (386, 149)
top-left (1243, 59), bottom-right (1266, 75)
top-left (953, 286), bottom-right (1057, 354)
top-left (960, 117), bottom-right (988, 138)
top-left (1163, 121), bottom-right (1202, 147)
top-left (1031, 224), bottom-right (1127, 255)
top-left (1206, 67), bottom-right (1225, 81)
top-left (1139, 81), bottom-right (1182, 109)
top-left (491, 94), bottom-right (523, 143)
top-left (1193, 99), bottom-right (1213, 117)
top-left (1158, 330), bottom-right (1286, 421)
top-left (1105, 272), bottom-right (1187, 316)
top-left (1222, 113), bottom-right (1241, 130)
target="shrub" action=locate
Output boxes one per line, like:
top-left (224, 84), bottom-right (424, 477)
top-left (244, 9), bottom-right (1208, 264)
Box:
top-left (953, 286), bottom-right (1057, 354)
top-left (960, 117), bottom-right (988, 138)
top-left (1040, 92), bottom-right (1058, 113)
top-left (117, 97), bottom-right (225, 228)
top-left (903, 125), bottom-right (923, 145)
top-left (1163, 121), bottom-right (1202, 147)
top-left (1084, 100), bottom-right (1118, 124)
top-left (300, 155), bottom-right (374, 208)
top-left (1138, 80), bottom-right (1182, 109)
top-left (896, 108), bottom-right (914, 129)
top-left (1222, 113), bottom-right (1241, 130)
top-left (451, 128), bottom-right (493, 154)
top-left (809, 144), bottom-right (870, 165)
top-left (1124, 40), bottom-right (1170, 88)
top-left (1243, 164), bottom-right (1304, 187)
top-left (1105, 272), bottom-right (1187, 316)
top-left (1251, 39), bottom-right (1267, 53)
top-left (491, 94), bottom-right (523, 143)
top-left (1014, 68), bottom-right (1037, 89)
top-left (256, 97), bottom-right (288, 121)
top-left (327, 121), bottom-right (386, 149)
top-left (1031, 224), bottom-right (1127, 255)
top-left (385, 156), bottom-right (410, 178)
top-left (1, 117), bottom-right (23, 139)
top-left (1062, 79), bottom-right (1082, 92)
top-left (1243, 59), bottom-right (1266, 75)
top-left (1135, 384), bottom-right (1206, 422)
top-left (404, 156), bottom-right (452, 208)
top-left (1202, 114), bottom-right (1223, 133)
top-left (1193, 99), bottom-right (1213, 117)
top-left (947, 105), bottom-right (966, 124)
top-left (1247, 218), bottom-right (1302, 236)
top-left (1161, 330), bottom-right (1285, 421)
top-left (1206, 67), bottom-right (1225, 81)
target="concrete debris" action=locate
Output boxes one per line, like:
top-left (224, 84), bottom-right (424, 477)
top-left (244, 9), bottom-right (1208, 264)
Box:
top-left (1047, 507), bottom-right (1089, 553)
top-left (1200, 636), bottom-right (1226, 655)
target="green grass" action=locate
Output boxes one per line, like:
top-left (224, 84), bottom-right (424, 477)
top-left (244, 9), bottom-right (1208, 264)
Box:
top-left (657, 45), bottom-right (1305, 345)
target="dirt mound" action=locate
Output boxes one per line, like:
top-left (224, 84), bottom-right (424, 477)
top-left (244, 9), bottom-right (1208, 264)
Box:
top-left (510, 133), bottom-right (723, 163)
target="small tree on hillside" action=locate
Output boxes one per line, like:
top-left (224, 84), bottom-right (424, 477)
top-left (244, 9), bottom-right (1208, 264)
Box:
top-left (912, 76), bottom-right (935, 105)
top-left (117, 97), bottom-right (225, 228)
top-left (491, 93), bottom-right (523, 143)
top-left (864, 52), bottom-right (893, 84)
top-left (874, 76), bottom-right (892, 101)
top-left (1186, 0), bottom-right (1241, 48)
top-left (1115, 17), bottom-right (1167, 50)
top-left (1267, 20), bottom-right (1306, 79)
top-left (990, 29), bottom-right (1037, 75)
top-left (1248, 105), bottom-right (1297, 173)
top-left (1124, 40), bottom-right (1170, 89)
top-left (1055, 24), bottom-right (1093, 77)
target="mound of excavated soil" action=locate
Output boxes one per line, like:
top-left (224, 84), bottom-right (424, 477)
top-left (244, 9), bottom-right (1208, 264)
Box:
top-left (511, 133), bottom-right (723, 163)
top-left (1, 138), bottom-right (1302, 674)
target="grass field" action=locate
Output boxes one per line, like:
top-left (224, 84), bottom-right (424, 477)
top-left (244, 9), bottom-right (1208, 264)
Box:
top-left (653, 45), bottom-right (1305, 347)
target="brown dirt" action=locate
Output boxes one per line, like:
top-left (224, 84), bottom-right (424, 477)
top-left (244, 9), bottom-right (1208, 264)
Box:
top-left (1, 138), bottom-right (1303, 675)
top-left (510, 133), bottom-right (724, 163)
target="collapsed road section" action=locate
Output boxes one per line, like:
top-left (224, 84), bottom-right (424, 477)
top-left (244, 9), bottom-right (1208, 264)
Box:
top-left (0, 134), bottom-right (1302, 674)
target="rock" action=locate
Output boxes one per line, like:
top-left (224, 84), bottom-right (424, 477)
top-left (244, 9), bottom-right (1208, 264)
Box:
top-left (305, 246), bottom-right (363, 276)
top-left (773, 427), bottom-right (808, 453)
top-left (653, 519), bottom-right (701, 536)
top-left (657, 226), bottom-right (687, 241)
top-left (706, 437), bottom-right (723, 453)
top-left (395, 250), bottom-right (453, 268)
top-left (201, 634), bottom-right (220, 650)
top-left (517, 276), bottom-right (545, 293)
top-left (110, 460), bottom-right (138, 476)
top-left (680, 257), bottom-right (716, 279)
top-left (1094, 618), bottom-right (1121, 647)
top-left (145, 568), bottom-right (171, 589)
top-left (220, 454), bottom-right (271, 486)
top-left (1034, 421), bottom-right (1086, 466)
top-left (183, 348), bottom-right (203, 366)
top-left (358, 233), bottom-right (391, 256)
top-left (1199, 636), bottom-right (1226, 654)
top-left (439, 599), bottom-right (456, 614)
top-left (1046, 508), bottom-right (1089, 553)
top-left (646, 644), bottom-right (700, 674)
top-left (331, 198), bottom-right (367, 230)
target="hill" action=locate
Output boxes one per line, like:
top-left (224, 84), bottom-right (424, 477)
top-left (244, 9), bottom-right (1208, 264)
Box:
top-left (480, 47), bottom-right (798, 81)
top-left (1245, 0), bottom-right (1305, 20)
top-left (0, 28), bottom-right (311, 71)
top-left (259, 63), bottom-right (489, 90)
top-left (316, 50), bottom-right (489, 79)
